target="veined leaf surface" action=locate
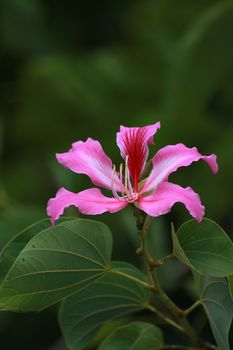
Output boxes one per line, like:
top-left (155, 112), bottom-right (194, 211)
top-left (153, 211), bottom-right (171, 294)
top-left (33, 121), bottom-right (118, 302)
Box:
top-left (195, 273), bottom-right (233, 350)
top-left (98, 321), bottom-right (163, 350)
top-left (0, 219), bottom-right (112, 311)
top-left (59, 263), bottom-right (150, 350)
top-left (172, 219), bottom-right (233, 277)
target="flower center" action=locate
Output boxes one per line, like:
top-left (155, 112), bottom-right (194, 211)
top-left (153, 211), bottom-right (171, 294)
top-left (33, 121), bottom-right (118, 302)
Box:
top-left (111, 155), bottom-right (139, 202)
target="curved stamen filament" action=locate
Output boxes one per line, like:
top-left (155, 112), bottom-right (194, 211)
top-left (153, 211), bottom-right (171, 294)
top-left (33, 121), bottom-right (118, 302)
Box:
top-left (111, 157), bottom-right (139, 202)
top-left (111, 166), bottom-right (124, 200)
top-left (119, 163), bottom-right (123, 183)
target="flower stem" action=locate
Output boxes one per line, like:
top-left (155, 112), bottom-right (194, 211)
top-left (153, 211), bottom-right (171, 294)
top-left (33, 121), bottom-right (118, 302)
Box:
top-left (134, 209), bottom-right (199, 347)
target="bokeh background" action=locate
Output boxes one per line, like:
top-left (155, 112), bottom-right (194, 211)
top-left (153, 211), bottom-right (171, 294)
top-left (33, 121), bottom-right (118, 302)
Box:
top-left (0, 0), bottom-right (233, 349)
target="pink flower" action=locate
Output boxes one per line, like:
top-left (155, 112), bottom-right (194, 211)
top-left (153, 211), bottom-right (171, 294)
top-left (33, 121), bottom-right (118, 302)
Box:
top-left (47, 122), bottom-right (218, 225)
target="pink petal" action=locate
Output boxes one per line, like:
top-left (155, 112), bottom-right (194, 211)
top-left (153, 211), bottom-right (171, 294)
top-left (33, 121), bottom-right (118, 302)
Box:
top-left (138, 182), bottom-right (205, 222)
top-left (47, 187), bottom-right (128, 224)
top-left (56, 138), bottom-right (123, 191)
top-left (116, 122), bottom-right (160, 190)
top-left (142, 143), bottom-right (218, 193)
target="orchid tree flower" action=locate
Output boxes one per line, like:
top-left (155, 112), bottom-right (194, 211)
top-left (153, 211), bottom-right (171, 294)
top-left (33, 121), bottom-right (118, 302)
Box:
top-left (47, 122), bottom-right (218, 224)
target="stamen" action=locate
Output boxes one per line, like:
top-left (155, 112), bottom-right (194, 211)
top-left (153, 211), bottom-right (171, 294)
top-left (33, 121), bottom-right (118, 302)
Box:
top-left (124, 156), bottom-right (129, 197)
top-left (111, 164), bottom-right (127, 201)
top-left (127, 160), bottom-right (134, 199)
top-left (119, 163), bottom-right (125, 197)
top-left (119, 163), bottom-right (123, 183)
top-left (111, 165), bottom-right (121, 200)
top-left (111, 157), bottom-right (139, 202)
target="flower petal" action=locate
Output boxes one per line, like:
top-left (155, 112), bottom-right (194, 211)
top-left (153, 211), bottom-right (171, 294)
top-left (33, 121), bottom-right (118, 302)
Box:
top-left (138, 182), bottom-right (205, 222)
top-left (47, 187), bottom-right (128, 224)
top-left (141, 143), bottom-right (218, 193)
top-left (56, 138), bottom-right (122, 191)
top-left (116, 122), bottom-right (160, 189)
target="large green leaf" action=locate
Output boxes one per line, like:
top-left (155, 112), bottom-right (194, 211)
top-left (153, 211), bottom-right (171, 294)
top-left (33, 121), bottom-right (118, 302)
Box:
top-left (59, 263), bottom-right (150, 350)
top-left (0, 219), bottom-right (112, 311)
top-left (0, 219), bottom-right (51, 283)
top-left (195, 273), bottom-right (233, 350)
top-left (98, 321), bottom-right (163, 350)
top-left (172, 219), bottom-right (233, 277)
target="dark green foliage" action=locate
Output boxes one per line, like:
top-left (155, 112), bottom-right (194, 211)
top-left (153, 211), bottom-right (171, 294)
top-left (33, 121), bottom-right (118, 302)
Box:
top-left (0, 1), bottom-right (233, 349)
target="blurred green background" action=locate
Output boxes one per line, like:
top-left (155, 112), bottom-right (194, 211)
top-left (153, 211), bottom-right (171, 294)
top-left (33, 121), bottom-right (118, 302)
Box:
top-left (0, 0), bottom-right (233, 349)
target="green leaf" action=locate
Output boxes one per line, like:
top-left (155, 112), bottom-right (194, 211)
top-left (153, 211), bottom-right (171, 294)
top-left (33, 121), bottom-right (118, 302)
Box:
top-left (91, 318), bottom-right (132, 349)
top-left (172, 219), bottom-right (233, 277)
top-left (0, 219), bottom-right (51, 283)
top-left (59, 263), bottom-right (150, 350)
top-left (0, 219), bottom-right (112, 311)
top-left (98, 321), bottom-right (163, 350)
top-left (195, 273), bottom-right (233, 350)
